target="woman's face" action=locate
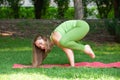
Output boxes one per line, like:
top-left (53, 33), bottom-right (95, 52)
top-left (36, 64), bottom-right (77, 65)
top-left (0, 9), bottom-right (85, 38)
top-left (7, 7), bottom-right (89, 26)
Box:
top-left (35, 38), bottom-right (46, 49)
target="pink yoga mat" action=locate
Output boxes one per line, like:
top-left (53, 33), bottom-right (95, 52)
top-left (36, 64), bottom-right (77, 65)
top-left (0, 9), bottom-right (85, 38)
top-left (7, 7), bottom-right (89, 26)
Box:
top-left (13, 62), bottom-right (120, 68)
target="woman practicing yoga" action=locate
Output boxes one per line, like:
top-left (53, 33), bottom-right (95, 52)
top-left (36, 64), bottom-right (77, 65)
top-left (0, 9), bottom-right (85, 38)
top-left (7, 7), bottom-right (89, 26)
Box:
top-left (33, 20), bottom-right (95, 67)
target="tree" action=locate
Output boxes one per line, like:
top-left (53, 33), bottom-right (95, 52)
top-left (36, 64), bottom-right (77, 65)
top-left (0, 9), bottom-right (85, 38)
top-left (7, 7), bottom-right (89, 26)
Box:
top-left (113, 0), bottom-right (120, 19)
top-left (6, 0), bottom-right (23, 18)
top-left (32, 0), bottom-right (50, 19)
top-left (82, 0), bottom-right (93, 18)
top-left (0, 0), bottom-right (22, 18)
top-left (74, 0), bottom-right (83, 19)
top-left (0, 0), bottom-right (3, 6)
top-left (94, 0), bottom-right (112, 18)
top-left (54, 0), bottom-right (70, 19)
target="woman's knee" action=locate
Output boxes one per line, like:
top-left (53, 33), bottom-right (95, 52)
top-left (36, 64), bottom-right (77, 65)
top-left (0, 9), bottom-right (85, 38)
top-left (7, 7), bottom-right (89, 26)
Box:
top-left (52, 31), bottom-right (62, 44)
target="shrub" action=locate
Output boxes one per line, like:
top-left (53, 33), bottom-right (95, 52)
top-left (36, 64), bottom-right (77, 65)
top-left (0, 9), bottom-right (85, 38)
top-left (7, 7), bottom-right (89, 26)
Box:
top-left (105, 19), bottom-right (120, 43)
top-left (43, 7), bottom-right (57, 19)
top-left (115, 20), bottom-right (120, 43)
top-left (19, 7), bottom-right (34, 19)
top-left (64, 7), bottom-right (74, 19)
top-left (0, 7), bottom-right (13, 19)
top-left (104, 19), bottom-right (116, 35)
top-left (0, 7), bottom-right (74, 19)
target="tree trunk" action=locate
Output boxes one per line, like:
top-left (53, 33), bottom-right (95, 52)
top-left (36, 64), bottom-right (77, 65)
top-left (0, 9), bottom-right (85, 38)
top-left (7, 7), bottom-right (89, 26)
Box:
top-left (34, 0), bottom-right (43, 19)
top-left (113, 0), bottom-right (120, 19)
top-left (74, 0), bottom-right (83, 19)
top-left (11, 4), bottom-right (20, 19)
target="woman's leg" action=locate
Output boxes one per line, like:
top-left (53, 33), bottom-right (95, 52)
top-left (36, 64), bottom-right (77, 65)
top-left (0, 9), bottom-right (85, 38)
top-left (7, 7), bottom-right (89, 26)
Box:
top-left (59, 25), bottom-right (89, 51)
top-left (59, 25), bottom-right (95, 58)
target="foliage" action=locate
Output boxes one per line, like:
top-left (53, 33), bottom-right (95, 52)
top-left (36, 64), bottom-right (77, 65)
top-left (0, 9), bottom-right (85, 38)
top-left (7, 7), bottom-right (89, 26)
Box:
top-left (0, 0), bottom-right (119, 19)
top-left (86, 6), bottom-right (98, 19)
top-left (0, 7), bottom-right (74, 19)
top-left (0, 7), bottom-right (12, 18)
top-left (43, 7), bottom-right (58, 19)
top-left (64, 7), bottom-right (74, 19)
top-left (7, 0), bottom-right (23, 18)
top-left (107, 8), bottom-right (114, 18)
top-left (19, 7), bottom-right (35, 19)
top-left (104, 19), bottom-right (116, 35)
top-left (104, 19), bottom-right (120, 43)
top-left (115, 20), bottom-right (120, 43)
top-left (0, 0), bottom-right (3, 5)
top-left (94, 0), bottom-right (113, 19)
top-left (82, 0), bottom-right (93, 18)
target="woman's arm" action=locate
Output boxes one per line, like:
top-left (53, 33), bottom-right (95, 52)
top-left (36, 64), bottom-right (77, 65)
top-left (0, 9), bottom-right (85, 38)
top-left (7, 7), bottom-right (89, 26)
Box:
top-left (51, 31), bottom-right (75, 67)
top-left (62, 48), bottom-right (75, 67)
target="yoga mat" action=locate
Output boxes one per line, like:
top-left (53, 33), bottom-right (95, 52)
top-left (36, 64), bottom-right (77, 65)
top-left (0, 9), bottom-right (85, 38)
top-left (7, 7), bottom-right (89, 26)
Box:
top-left (13, 62), bottom-right (120, 68)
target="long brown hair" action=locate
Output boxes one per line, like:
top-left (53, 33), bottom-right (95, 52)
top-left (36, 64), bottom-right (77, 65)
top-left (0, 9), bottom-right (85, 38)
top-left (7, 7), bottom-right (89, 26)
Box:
top-left (32, 35), bottom-right (53, 67)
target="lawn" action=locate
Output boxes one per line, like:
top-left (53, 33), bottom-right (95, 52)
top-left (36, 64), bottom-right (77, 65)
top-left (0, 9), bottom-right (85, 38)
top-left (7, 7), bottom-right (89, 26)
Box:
top-left (0, 36), bottom-right (120, 80)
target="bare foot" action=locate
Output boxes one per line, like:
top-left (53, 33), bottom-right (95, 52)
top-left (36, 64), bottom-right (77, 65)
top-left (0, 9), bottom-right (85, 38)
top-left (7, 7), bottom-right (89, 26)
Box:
top-left (84, 45), bottom-right (95, 59)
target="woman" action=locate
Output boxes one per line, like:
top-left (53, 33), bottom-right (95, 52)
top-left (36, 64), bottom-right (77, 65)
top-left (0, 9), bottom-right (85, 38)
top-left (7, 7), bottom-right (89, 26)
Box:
top-left (33, 20), bottom-right (95, 67)
top-left (32, 35), bottom-right (53, 67)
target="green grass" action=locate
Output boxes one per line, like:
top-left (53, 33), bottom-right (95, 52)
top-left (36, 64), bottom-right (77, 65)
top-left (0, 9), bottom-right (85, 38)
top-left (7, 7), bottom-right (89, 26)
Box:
top-left (0, 36), bottom-right (120, 80)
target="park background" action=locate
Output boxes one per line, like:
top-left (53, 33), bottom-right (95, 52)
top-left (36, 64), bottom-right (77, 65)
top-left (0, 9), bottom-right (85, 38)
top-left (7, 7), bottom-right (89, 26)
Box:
top-left (0, 0), bottom-right (120, 80)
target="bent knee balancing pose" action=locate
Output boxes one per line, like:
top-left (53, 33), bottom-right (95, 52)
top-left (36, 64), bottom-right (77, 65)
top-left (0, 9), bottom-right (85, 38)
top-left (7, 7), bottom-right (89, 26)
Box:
top-left (33, 20), bottom-right (95, 67)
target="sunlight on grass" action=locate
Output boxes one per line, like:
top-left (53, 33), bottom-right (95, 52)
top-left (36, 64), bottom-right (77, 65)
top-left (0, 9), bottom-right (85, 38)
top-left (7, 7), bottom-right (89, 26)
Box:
top-left (104, 43), bottom-right (120, 52)
top-left (0, 73), bottom-right (69, 80)
top-left (0, 72), bottom-right (119, 80)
